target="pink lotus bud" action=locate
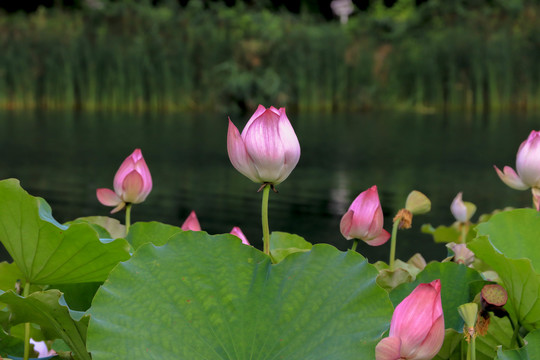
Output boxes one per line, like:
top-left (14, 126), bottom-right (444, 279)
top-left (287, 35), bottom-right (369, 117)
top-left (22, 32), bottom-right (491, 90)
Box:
top-left (339, 185), bottom-right (390, 246)
top-left (30, 338), bottom-right (56, 358)
top-left (227, 105), bottom-right (301, 185)
top-left (447, 242), bottom-right (475, 266)
top-left (495, 130), bottom-right (540, 190)
top-left (181, 211), bottom-right (201, 231)
top-left (450, 192), bottom-right (468, 222)
top-left (96, 149), bottom-right (152, 213)
top-left (450, 192), bottom-right (475, 222)
top-left (376, 279), bottom-right (445, 360)
top-left (230, 226), bottom-right (250, 245)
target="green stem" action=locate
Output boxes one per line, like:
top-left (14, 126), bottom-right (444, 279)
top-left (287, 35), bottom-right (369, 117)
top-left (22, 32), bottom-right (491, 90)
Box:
top-left (125, 203), bottom-right (132, 235)
top-left (460, 222), bottom-right (468, 244)
top-left (261, 184), bottom-right (271, 256)
top-left (509, 316), bottom-right (524, 348)
top-left (23, 281), bottom-right (31, 360)
top-left (351, 239), bottom-right (358, 252)
top-left (471, 335), bottom-right (476, 360)
top-left (389, 218), bottom-right (400, 271)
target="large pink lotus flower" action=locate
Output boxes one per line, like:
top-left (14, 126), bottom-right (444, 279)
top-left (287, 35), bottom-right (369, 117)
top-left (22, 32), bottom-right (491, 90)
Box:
top-left (227, 105), bottom-right (301, 185)
top-left (96, 149), bottom-right (152, 213)
top-left (340, 185), bottom-right (390, 246)
top-left (181, 211), bottom-right (201, 231)
top-left (230, 226), bottom-right (250, 245)
top-left (376, 279), bottom-right (445, 360)
top-left (495, 130), bottom-right (540, 209)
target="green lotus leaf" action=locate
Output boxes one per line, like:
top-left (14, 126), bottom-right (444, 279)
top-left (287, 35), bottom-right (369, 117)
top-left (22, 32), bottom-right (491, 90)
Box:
top-left (87, 231), bottom-right (393, 359)
top-left (269, 231), bottom-right (312, 263)
top-left (0, 179), bottom-right (130, 284)
top-left (0, 327), bottom-right (26, 357)
top-left (68, 216), bottom-right (126, 239)
top-left (476, 315), bottom-right (516, 359)
top-left (0, 289), bottom-right (90, 360)
top-left (421, 224), bottom-right (461, 243)
top-left (434, 316), bottom-right (515, 360)
top-left (495, 329), bottom-right (540, 359)
top-left (476, 208), bottom-right (540, 273)
top-left (389, 261), bottom-right (485, 331)
top-left (125, 221), bottom-right (182, 250)
top-left (468, 236), bottom-right (540, 331)
top-left (434, 329), bottom-right (465, 360)
top-left (0, 261), bottom-right (24, 292)
top-left (50, 282), bottom-right (102, 312)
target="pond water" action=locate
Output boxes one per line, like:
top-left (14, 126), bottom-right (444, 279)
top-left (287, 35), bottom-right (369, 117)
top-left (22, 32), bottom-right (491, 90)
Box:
top-left (0, 110), bottom-right (537, 264)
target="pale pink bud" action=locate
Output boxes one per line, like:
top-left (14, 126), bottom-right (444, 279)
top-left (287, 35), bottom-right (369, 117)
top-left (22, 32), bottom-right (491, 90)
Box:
top-left (96, 149), bottom-right (152, 213)
top-left (230, 226), bottom-right (250, 245)
top-left (450, 192), bottom-right (468, 222)
top-left (495, 130), bottom-right (540, 190)
top-left (30, 338), bottom-right (56, 358)
top-left (450, 192), bottom-right (476, 222)
top-left (227, 105), bottom-right (301, 185)
top-left (181, 211), bottom-right (201, 231)
top-left (376, 279), bottom-right (445, 360)
top-left (447, 242), bottom-right (475, 266)
top-left (339, 185), bottom-right (390, 246)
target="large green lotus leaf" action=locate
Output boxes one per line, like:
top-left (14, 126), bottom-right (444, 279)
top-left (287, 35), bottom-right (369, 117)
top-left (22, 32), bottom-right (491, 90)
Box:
top-left (476, 208), bottom-right (540, 273)
top-left (434, 316), bottom-right (515, 360)
top-left (469, 236), bottom-right (540, 331)
top-left (125, 221), bottom-right (182, 250)
top-left (495, 329), bottom-right (540, 359)
top-left (0, 289), bottom-right (90, 360)
top-left (68, 216), bottom-right (126, 239)
top-left (87, 231), bottom-right (393, 359)
top-left (269, 231), bottom-right (312, 263)
top-left (0, 179), bottom-right (130, 284)
top-left (389, 262), bottom-right (485, 331)
top-left (50, 282), bottom-right (102, 311)
top-left (476, 315), bottom-right (516, 359)
top-left (0, 328), bottom-right (26, 357)
top-left (434, 329), bottom-right (467, 360)
top-left (0, 261), bottom-right (24, 292)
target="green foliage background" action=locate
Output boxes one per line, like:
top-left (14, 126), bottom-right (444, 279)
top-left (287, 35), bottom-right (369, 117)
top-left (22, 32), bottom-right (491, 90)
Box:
top-left (0, 0), bottom-right (539, 113)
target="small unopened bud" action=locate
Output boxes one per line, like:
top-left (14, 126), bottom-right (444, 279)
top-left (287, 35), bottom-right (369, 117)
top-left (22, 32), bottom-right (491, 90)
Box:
top-left (405, 191), bottom-right (431, 215)
top-left (447, 242), bottom-right (475, 266)
top-left (394, 209), bottom-right (413, 229)
top-left (451, 192), bottom-right (477, 222)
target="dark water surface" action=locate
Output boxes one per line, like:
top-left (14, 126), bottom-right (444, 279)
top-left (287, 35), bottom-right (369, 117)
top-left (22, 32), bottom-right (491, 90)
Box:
top-left (0, 110), bottom-right (538, 263)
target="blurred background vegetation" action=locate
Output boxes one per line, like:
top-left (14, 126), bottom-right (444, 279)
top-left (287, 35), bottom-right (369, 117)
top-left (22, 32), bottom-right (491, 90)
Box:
top-left (0, 0), bottom-right (538, 114)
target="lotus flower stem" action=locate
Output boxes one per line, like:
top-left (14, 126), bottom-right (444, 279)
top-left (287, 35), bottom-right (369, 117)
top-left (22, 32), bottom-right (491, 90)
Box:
top-left (509, 317), bottom-right (524, 348)
top-left (125, 203), bottom-right (132, 235)
top-left (389, 219), bottom-right (400, 271)
top-left (466, 335), bottom-right (476, 360)
top-left (261, 184), bottom-right (271, 256)
top-left (23, 281), bottom-right (31, 360)
top-left (351, 239), bottom-right (358, 252)
top-left (460, 223), bottom-right (467, 244)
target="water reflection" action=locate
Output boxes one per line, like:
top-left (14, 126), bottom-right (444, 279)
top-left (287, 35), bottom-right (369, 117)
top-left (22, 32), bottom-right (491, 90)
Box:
top-left (0, 110), bottom-right (537, 264)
